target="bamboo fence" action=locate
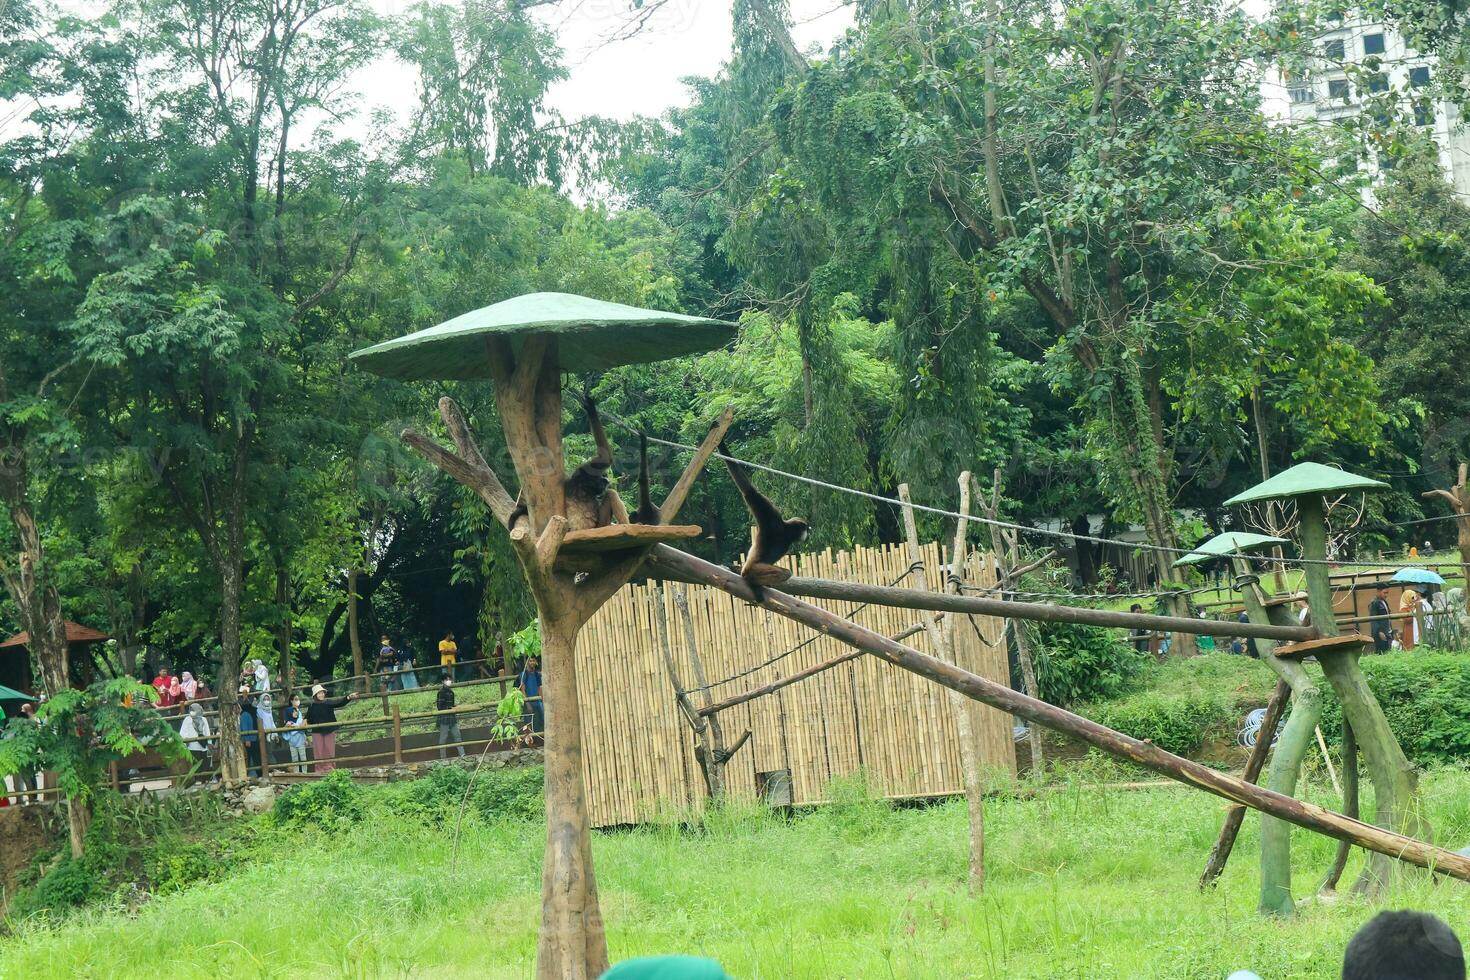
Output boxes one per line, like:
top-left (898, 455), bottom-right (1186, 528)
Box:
top-left (576, 542), bottom-right (1014, 827)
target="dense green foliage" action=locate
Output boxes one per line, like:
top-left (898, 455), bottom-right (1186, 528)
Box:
top-left (10, 763), bottom-right (1470, 976)
top-left (1319, 651), bottom-right (1470, 767)
top-left (1031, 620), bottom-right (1150, 707)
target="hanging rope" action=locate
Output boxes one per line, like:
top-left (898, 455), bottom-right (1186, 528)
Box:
top-left (605, 412), bottom-right (1466, 571)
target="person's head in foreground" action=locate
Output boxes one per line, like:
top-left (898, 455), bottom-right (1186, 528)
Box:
top-left (599, 955), bottom-right (732, 979)
top-left (1342, 910), bottom-right (1465, 980)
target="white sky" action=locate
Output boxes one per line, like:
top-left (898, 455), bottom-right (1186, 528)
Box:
top-left (354, 0), bottom-right (855, 129)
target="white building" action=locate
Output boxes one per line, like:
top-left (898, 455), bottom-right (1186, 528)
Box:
top-left (1280, 18), bottom-right (1470, 197)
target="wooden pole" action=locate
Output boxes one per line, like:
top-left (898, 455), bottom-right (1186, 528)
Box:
top-left (976, 469), bottom-right (1047, 775)
top-left (898, 479), bottom-right (986, 893)
top-left (392, 705), bottom-right (403, 765)
top-left (1320, 719), bottom-right (1359, 894)
top-left (1199, 678), bottom-right (1290, 889)
top-left (652, 567), bottom-right (1312, 642)
top-left (1300, 493), bottom-right (1427, 896)
top-left (646, 543), bottom-right (1470, 882)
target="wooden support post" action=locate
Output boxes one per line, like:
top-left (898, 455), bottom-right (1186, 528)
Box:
top-left (392, 705), bottom-right (403, 765)
top-left (110, 760), bottom-right (120, 793)
top-left (976, 469), bottom-right (1049, 776)
top-left (1320, 719), bottom-right (1359, 894)
top-left (646, 543), bottom-right (1470, 882)
top-left (402, 376), bottom-right (660, 980)
top-left (1300, 493), bottom-right (1427, 897)
top-left (658, 406), bottom-right (734, 524)
top-left (1200, 679), bottom-right (1290, 889)
top-left (899, 478), bottom-right (986, 893)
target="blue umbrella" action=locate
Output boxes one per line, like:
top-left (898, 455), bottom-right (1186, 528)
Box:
top-left (1391, 567), bottom-right (1446, 586)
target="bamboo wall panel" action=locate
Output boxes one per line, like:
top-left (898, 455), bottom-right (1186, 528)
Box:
top-left (576, 542), bottom-right (1015, 827)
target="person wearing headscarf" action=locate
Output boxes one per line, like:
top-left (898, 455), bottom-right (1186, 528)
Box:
top-left (256, 692), bottom-right (281, 770)
top-left (167, 674), bottom-right (183, 710)
top-left (253, 659), bottom-right (270, 692)
top-left (179, 702), bottom-right (212, 778)
top-left (179, 671), bottom-right (198, 701)
top-left (1400, 587), bottom-right (1423, 651)
top-left (282, 693), bottom-right (308, 773)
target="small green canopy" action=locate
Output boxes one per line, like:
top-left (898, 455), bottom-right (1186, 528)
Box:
top-left (349, 292), bottom-right (738, 380)
top-left (0, 683), bottom-right (30, 700)
top-left (1223, 462), bottom-right (1387, 507)
top-left (1173, 532), bottom-right (1290, 567)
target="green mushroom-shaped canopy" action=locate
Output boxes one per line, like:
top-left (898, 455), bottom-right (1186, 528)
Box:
top-left (1223, 462), bottom-right (1387, 507)
top-left (349, 292), bottom-right (738, 380)
top-left (1173, 531), bottom-right (1290, 568)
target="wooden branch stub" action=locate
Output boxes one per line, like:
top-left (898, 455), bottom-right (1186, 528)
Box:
top-left (401, 427), bottom-right (516, 525)
top-left (659, 406), bottom-right (735, 524)
top-left (1273, 634), bottom-right (1371, 660)
top-left (559, 524), bottom-right (703, 554)
top-left (537, 516), bottom-right (569, 568)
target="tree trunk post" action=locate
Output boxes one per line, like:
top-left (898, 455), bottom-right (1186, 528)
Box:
top-left (397, 347), bottom-right (730, 980)
top-left (1299, 493), bottom-right (1427, 895)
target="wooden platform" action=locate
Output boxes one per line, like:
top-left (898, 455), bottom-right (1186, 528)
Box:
top-left (1273, 633), bottom-right (1371, 659)
top-left (559, 524), bottom-right (702, 553)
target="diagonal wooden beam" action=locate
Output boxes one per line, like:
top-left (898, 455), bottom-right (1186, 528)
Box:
top-left (659, 406), bottom-right (734, 524)
top-left (646, 543), bottom-right (1470, 883)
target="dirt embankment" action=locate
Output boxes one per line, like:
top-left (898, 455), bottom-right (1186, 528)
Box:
top-left (0, 804), bottom-right (54, 901)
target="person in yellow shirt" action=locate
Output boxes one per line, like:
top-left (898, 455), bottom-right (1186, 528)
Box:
top-left (438, 631), bottom-right (458, 682)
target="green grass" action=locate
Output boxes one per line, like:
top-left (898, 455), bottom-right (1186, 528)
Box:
top-left (8, 763), bottom-right (1470, 978)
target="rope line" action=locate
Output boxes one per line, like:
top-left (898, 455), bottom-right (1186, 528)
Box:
top-left (610, 415), bottom-right (1467, 571)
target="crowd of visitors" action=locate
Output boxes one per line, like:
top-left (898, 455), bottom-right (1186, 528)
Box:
top-left (2, 629), bottom-right (549, 803)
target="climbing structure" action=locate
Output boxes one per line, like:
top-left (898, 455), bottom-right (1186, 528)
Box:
top-left (353, 293), bottom-right (1470, 979)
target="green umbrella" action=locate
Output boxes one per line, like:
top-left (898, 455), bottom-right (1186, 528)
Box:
top-left (349, 291), bottom-right (738, 380)
top-left (1223, 461), bottom-right (1386, 506)
top-left (1173, 532), bottom-right (1290, 568)
top-left (0, 684), bottom-right (31, 700)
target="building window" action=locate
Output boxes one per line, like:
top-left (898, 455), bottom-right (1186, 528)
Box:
top-left (1289, 83), bottom-right (1315, 103)
top-left (1410, 66), bottom-right (1431, 88)
top-left (1324, 38), bottom-right (1345, 60)
top-left (1363, 32), bottom-right (1386, 55)
top-left (1366, 72), bottom-right (1389, 93)
top-left (1328, 78), bottom-right (1350, 100)
top-left (1378, 152), bottom-right (1397, 172)
top-left (1414, 100), bottom-right (1433, 126)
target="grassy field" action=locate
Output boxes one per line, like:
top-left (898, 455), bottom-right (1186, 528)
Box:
top-left (7, 760), bottom-right (1470, 979)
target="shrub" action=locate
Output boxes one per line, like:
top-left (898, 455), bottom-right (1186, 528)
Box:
top-left (472, 765), bottom-right (544, 821)
top-left (1032, 620), bottom-right (1149, 706)
top-left (1318, 651), bottom-right (1470, 767)
top-left (272, 770), bottom-right (367, 826)
top-left (1091, 692), bottom-right (1232, 756)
